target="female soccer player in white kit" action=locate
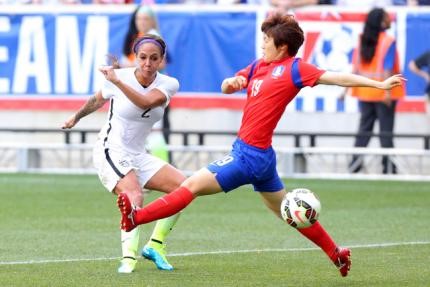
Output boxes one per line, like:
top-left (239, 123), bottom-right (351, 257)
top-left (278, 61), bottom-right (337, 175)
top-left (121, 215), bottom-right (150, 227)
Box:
top-left (62, 34), bottom-right (185, 273)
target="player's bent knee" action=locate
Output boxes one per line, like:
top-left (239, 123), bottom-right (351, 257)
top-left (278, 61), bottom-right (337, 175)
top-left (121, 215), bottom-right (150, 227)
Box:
top-left (181, 173), bottom-right (222, 197)
top-left (180, 179), bottom-right (200, 196)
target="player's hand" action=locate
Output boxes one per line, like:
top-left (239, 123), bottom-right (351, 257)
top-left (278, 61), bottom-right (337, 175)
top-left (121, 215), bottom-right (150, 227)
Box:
top-left (380, 74), bottom-right (406, 90)
top-left (62, 115), bottom-right (78, 129)
top-left (226, 76), bottom-right (248, 90)
top-left (99, 66), bottom-right (120, 85)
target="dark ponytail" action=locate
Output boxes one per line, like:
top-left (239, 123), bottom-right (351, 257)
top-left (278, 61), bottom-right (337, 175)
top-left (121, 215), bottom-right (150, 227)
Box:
top-left (360, 8), bottom-right (385, 63)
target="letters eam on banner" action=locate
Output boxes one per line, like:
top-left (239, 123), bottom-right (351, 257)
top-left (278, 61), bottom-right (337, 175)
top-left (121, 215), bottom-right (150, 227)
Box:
top-left (0, 14), bottom-right (117, 97)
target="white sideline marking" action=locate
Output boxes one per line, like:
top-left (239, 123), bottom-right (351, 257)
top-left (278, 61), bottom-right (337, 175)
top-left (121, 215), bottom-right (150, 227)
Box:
top-left (0, 241), bottom-right (429, 266)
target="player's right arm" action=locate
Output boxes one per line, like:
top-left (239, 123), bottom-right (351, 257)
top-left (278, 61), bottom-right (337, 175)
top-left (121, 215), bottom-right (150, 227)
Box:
top-left (221, 61), bottom-right (255, 94)
top-left (62, 91), bottom-right (108, 129)
top-left (221, 76), bottom-right (247, 94)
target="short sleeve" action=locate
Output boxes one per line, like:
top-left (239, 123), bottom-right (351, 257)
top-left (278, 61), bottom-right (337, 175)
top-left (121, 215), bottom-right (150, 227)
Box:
top-left (100, 79), bottom-right (116, 100)
top-left (293, 59), bottom-right (325, 88)
top-left (154, 76), bottom-right (180, 107)
top-left (235, 60), bottom-right (260, 82)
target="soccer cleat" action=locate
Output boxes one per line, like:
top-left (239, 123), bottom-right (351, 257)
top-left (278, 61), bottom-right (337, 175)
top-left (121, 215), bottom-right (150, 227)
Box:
top-left (141, 245), bottom-right (174, 271)
top-left (117, 257), bottom-right (137, 273)
top-left (117, 193), bottom-right (137, 232)
top-left (332, 247), bottom-right (351, 277)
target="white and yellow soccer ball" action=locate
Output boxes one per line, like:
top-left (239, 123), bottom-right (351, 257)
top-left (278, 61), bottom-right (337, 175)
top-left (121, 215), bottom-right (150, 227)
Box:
top-left (280, 188), bottom-right (321, 229)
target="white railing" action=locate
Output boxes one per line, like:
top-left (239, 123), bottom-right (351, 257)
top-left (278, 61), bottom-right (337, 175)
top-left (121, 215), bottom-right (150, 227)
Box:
top-left (1, 143), bottom-right (430, 181)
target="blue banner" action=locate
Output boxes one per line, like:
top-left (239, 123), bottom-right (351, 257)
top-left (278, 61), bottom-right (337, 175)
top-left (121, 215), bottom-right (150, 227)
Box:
top-left (0, 10), bottom-right (255, 96)
top-left (404, 12), bottom-right (430, 97)
top-left (0, 13), bottom-right (128, 96)
top-left (159, 12), bottom-right (256, 93)
top-left (1, 7), bottom-right (429, 113)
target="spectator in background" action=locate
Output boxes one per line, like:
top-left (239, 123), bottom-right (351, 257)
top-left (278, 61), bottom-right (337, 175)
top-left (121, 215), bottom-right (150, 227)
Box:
top-left (122, 6), bottom-right (161, 68)
top-left (409, 50), bottom-right (430, 112)
top-left (408, 0), bottom-right (430, 5)
top-left (347, 8), bottom-right (405, 174)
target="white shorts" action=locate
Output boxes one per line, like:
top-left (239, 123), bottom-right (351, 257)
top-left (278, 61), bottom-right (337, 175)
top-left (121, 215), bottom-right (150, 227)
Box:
top-left (93, 142), bottom-right (167, 192)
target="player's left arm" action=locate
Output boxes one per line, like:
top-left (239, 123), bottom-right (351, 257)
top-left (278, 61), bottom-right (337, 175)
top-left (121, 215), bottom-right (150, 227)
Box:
top-left (318, 42), bottom-right (405, 90)
top-left (317, 71), bottom-right (405, 90)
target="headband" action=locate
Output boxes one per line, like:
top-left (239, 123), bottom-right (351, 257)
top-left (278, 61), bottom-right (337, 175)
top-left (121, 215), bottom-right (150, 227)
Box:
top-left (133, 38), bottom-right (165, 55)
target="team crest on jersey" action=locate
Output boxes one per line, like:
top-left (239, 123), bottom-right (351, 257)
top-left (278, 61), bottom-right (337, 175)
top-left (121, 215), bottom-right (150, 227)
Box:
top-left (272, 65), bottom-right (285, 78)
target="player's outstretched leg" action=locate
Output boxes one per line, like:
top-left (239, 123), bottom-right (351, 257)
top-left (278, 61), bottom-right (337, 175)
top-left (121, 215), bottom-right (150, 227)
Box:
top-left (119, 187), bottom-right (194, 227)
top-left (142, 213), bottom-right (181, 270)
top-left (117, 192), bottom-right (137, 232)
top-left (298, 221), bottom-right (351, 277)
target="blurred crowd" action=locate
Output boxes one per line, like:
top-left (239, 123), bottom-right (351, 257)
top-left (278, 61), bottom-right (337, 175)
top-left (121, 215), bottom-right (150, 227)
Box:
top-left (1, 0), bottom-right (429, 6)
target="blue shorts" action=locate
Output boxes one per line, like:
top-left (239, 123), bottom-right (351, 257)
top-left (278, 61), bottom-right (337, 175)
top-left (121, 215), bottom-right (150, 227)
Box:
top-left (207, 138), bottom-right (284, 192)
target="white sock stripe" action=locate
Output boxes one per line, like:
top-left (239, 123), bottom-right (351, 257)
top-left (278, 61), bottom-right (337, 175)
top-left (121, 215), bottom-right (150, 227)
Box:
top-left (1, 241), bottom-right (428, 266)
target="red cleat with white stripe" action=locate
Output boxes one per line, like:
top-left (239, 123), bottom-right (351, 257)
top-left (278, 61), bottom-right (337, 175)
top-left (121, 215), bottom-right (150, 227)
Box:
top-left (332, 247), bottom-right (351, 277)
top-left (117, 192), bottom-right (137, 232)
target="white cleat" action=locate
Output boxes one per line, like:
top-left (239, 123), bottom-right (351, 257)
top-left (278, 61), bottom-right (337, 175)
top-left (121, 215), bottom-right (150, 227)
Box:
top-left (117, 257), bottom-right (137, 273)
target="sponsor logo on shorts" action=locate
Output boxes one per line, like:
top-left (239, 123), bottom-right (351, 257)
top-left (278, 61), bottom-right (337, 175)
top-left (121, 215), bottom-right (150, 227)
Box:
top-left (118, 159), bottom-right (130, 168)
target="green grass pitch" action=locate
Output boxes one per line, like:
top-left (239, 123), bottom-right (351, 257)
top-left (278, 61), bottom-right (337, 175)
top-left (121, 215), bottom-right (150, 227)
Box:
top-left (0, 173), bottom-right (429, 287)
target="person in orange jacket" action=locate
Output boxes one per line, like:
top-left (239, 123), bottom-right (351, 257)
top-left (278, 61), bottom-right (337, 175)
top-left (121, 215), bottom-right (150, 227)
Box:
top-left (348, 8), bottom-right (405, 174)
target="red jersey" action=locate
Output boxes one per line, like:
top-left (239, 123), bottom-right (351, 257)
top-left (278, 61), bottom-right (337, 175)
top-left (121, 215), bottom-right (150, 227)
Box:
top-left (236, 57), bottom-right (325, 149)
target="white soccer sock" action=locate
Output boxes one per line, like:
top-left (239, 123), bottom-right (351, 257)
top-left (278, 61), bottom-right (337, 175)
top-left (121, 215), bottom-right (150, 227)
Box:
top-left (121, 227), bottom-right (140, 259)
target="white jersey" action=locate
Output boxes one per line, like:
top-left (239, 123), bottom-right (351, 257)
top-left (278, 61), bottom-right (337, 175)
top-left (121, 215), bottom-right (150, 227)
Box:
top-left (98, 67), bottom-right (179, 155)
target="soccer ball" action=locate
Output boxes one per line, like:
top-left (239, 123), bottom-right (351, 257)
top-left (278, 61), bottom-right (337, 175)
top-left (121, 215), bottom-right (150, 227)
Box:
top-left (280, 188), bottom-right (321, 229)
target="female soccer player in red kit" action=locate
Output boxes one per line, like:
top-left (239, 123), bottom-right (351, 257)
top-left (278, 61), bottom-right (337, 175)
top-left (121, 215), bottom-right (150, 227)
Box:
top-left (117, 13), bottom-right (405, 277)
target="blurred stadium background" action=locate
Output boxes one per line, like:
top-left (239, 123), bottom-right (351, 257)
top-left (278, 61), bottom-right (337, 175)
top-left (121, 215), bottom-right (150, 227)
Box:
top-left (1, 5), bottom-right (429, 179)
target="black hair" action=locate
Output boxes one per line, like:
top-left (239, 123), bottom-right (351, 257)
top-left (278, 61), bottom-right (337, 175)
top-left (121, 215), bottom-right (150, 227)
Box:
top-left (122, 7), bottom-right (140, 57)
top-left (360, 8), bottom-right (386, 63)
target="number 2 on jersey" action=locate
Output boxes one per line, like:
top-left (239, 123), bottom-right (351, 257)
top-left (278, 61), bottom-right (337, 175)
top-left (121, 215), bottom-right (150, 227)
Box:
top-left (141, 108), bottom-right (151, 118)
